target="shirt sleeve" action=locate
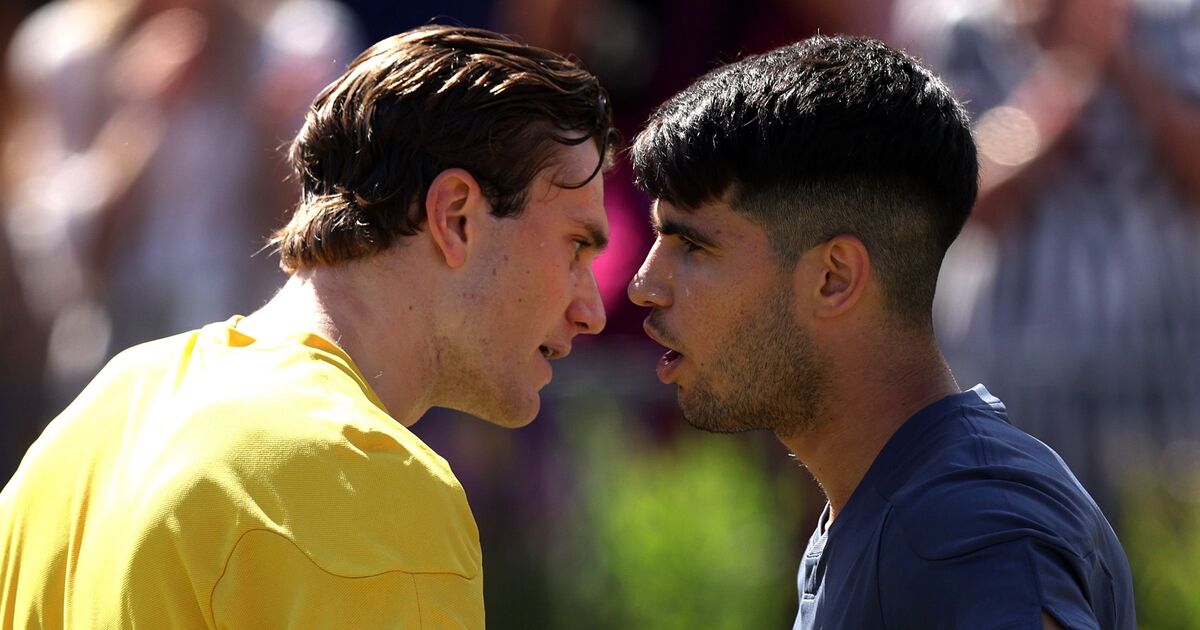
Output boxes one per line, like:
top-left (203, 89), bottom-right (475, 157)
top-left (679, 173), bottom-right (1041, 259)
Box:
top-left (194, 405), bottom-right (486, 629)
top-left (209, 528), bottom-right (484, 629)
top-left (877, 536), bottom-right (1101, 630)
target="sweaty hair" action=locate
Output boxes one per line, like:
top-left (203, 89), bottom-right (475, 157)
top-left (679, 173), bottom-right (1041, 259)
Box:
top-left (632, 35), bottom-right (977, 327)
top-left (274, 25), bottom-right (615, 273)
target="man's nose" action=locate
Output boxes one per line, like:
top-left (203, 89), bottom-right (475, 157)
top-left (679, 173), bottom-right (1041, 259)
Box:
top-left (569, 269), bottom-right (606, 335)
top-left (628, 246), bottom-right (671, 309)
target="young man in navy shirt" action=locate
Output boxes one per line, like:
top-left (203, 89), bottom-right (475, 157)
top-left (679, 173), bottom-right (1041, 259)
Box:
top-left (627, 35), bottom-right (1135, 629)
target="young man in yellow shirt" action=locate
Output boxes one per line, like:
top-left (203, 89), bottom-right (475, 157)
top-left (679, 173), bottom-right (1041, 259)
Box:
top-left (0, 25), bottom-right (613, 629)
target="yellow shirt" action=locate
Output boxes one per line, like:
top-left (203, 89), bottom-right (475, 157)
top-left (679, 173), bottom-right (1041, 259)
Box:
top-left (0, 318), bottom-right (484, 629)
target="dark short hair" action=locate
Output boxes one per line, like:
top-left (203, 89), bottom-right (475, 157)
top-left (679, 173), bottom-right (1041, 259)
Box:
top-left (632, 35), bottom-right (977, 327)
top-left (274, 25), bottom-right (616, 273)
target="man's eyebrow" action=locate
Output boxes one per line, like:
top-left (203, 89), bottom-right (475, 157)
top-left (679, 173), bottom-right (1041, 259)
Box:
top-left (576, 218), bottom-right (609, 252)
top-left (651, 215), bottom-right (718, 248)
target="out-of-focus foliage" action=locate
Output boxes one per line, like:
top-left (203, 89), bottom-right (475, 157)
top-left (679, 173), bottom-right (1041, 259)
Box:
top-left (543, 393), bottom-right (803, 629)
top-left (1122, 459), bottom-right (1200, 630)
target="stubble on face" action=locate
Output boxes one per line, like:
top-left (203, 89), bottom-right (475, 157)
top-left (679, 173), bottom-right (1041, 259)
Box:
top-left (431, 322), bottom-right (540, 428)
top-left (678, 283), bottom-right (831, 439)
top-left (429, 225), bottom-right (543, 429)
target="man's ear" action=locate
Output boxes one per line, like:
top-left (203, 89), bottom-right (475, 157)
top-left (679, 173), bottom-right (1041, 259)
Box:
top-left (807, 235), bottom-right (870, 319)
top-left (425, 168), bottom-right (488, 269)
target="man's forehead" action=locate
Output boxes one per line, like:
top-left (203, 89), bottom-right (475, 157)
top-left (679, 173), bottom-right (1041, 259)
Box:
top-left (650, 199), bottom-right (680, 225)
top-left (566, 202), bottom-right (608, 225)
top-left (530, 145), bottom-right (606, 210)
top-left (650, 197), bottom-right (772, 250)
top-left (541, 139), bottom-right (605, 185)
top-left (651, 198), bottom-right (721, 227)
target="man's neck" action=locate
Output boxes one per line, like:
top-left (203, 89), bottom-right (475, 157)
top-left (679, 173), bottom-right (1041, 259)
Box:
top-left (239, 268), bottom-right (438, 426)
top-left (780, 343), bottom-right (959, 526)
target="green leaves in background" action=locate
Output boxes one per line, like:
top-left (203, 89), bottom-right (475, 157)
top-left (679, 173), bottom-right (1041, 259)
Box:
top-left (1122, 461), bottom-right (1200, 630)
top-left (549, 394), bottom-right (803, 629)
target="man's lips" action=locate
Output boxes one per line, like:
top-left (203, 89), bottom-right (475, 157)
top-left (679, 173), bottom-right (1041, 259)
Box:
top-left (538, 342), bottom-right (571, 360)
top-left (535, 341), bottom-right (571, 386)
top-left (643, 317), bottom-right (685, 384)
top-left (657, 349), bottom-right (684, 384)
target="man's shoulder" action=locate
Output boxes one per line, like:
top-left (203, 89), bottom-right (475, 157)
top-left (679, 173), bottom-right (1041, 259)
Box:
top-left (865, 403), bottom-right (1136, 629)
top-left (181, 413), bottom-right (477, 572)
top-left (99, 326), bottom-right (473, 548)
top-left (143, 374), bottom-right (478, 578)
top-left (879, 405), bottom-right (1105, 562)
top-left (104, 322), bottom-right (400, 442)
top-left (59, 324), bottom-right (478, 571)
top-left (202, 395), bottom-right (458, 491)
top-left (161, 354), bottom-right (462, 509)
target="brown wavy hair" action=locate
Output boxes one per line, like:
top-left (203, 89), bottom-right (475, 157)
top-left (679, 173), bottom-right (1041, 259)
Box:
top-left (273, 25), bottom-right (616, 273)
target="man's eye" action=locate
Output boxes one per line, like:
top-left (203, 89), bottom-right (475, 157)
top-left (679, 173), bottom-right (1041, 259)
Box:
top-left (572, 239), bottom-right (589, 259)
top-left (680, 237), bottom-right (702, 253)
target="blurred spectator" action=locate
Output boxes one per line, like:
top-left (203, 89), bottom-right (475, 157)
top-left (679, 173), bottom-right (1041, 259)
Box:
top-left (0, 217), bottom-right (45, 480)
top-left (0, 1), bottom-right (49, 478)
top-left (896, 0), bottom-right (1200, 514)
top-left (3, 0), bottom-right (359, 411)
top-left (338, 0), bottom-right (491, 45)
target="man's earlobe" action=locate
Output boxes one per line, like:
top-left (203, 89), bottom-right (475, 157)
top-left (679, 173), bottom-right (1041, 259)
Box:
top-left (811, 235), bottom-right (870, 319)
top-left (425, 168), bottom-right (483, 269)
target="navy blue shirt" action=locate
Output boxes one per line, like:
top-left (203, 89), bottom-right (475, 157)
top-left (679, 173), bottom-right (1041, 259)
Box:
top-left (793, 385), bottom-right (1135, 629)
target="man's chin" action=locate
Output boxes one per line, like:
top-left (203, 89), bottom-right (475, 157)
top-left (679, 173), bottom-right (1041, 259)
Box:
top-left (679, 401), bottom-right (752, 435)
top-left (471, 393), bottom-right (540, 429)
top-left (679, 387), bottom-right (777, 434)
top-left (494, 411), bottom-right (538, 429)
top-left (682, 418), bottom-right (761, 435)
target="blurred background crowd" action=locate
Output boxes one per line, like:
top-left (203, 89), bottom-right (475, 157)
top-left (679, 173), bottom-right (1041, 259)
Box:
top-left (1, 0), bottom-right (1198, 627)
